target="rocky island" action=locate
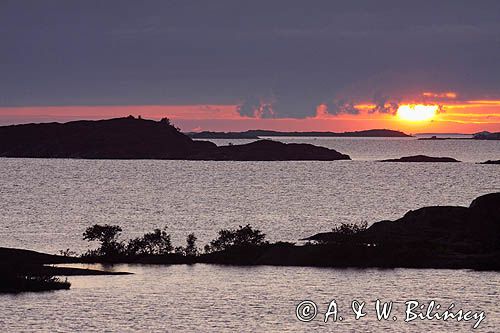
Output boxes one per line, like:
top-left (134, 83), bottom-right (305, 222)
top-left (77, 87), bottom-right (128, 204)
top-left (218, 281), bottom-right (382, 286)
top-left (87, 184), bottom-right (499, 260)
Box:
top-left (480, 160), bottom-right (500, 164)
top-left (0, 116), bottom-right (350, 161)
top-left (189, 129), bottom-right (412, 139)
top-left (380, 155), bottom-right (460, 162)
top-left (473, 131), bottom-right (500, 140)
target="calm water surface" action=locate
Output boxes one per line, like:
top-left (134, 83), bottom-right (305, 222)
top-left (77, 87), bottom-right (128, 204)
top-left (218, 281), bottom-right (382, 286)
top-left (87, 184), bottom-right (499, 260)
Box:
top-left (0, 138), bottom-right (499, 332)
top-left (1, 159), bottom-right (498, 253)
top-left (1, 265), bottom-right (499, 332)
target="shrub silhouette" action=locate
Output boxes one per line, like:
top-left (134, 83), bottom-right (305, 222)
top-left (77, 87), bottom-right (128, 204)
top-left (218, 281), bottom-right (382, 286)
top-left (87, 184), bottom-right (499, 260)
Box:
top-left (174, 233), bottom-right (199, 256)
top-left (331, 222), bottom-right (368, 236)
top-left (126, 228), bottom-right (173, 256)
top-left (83, 224), bottom-right (124, 256)
top-left (206, 224), bottom-right (267, 252)
top-left (313, 222), bottom-right (368, 244)
top-left (185, 233), bottom-right (198, 256)
top-left (82, 224), bottom-right (267, 258)
top-left (59, 248), bottom-right (77, 257)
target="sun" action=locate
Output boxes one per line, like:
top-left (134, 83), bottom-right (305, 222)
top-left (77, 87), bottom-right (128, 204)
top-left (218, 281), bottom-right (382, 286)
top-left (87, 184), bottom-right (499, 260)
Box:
top-left (397, 104), bottom-right (438, 122)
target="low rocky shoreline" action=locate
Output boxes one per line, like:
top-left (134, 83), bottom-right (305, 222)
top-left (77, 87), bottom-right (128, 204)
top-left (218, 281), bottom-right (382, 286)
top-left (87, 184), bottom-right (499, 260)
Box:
top-left (2, 192), bottom-right (498, 292)
top-left (480, 160), bottom-right (500, 164)
top-left (380, 155), bottom-right (461, 162)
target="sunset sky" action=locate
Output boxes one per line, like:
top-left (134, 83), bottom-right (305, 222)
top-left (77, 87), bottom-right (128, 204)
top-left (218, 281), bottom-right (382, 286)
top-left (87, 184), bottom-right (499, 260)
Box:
top-left (1, 1), bottom-right (500, 133)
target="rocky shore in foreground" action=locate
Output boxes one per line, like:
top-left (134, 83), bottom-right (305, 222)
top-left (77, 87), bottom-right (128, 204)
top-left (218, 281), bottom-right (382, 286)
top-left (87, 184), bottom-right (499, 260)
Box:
top-left (0, 247), bottom-right (132, 293)
top-left (2, 192), bottom-right (498, 293)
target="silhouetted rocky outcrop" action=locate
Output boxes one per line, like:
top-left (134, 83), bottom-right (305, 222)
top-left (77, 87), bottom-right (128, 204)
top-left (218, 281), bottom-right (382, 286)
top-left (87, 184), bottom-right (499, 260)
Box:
top-left (0, 247), bottom-right (77, 265)
top-left (0, 247), bottom-right (130, 293)
top-left (190, 140), bottom-right (350, 161)
top-left (417, 135), bottom-right (447, 140)
top-left (189, 129), bottom-right (411, 139)
top-left (380, 155), bottom-right (460, 162)
top-left (360, 193), bottom-right (499, 250)
top-left (0, 247), bottom-right (131, 275)
top-left (0, 117), bottom-right (350, 161)
top-left (0, 274), bottom-right (70, 293)
top-left (304, 193), bottom-right (500, 269)
top-left (4, 193), bottom-right (498, 271)
top-left (473, 131), bottom-right (500, 140)
top-left (189, 131), bottom-right (260, 139)
top-left (480, 160), bottom-right (500, 164)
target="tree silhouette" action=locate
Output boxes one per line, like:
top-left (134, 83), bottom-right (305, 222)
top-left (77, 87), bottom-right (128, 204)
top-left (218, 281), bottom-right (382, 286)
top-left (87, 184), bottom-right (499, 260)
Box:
top-left (83, 224), bottom-right (124, 256)
top-left (207, 224), bottom-right (267, 252)
top-left (184, 233), bottom-right (198, 256)
top-left (126, 228), bottom-right (172, 256)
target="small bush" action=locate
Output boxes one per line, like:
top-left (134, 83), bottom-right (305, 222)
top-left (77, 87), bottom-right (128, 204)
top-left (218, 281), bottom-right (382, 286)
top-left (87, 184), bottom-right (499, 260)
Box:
top-left (312, 222), bottom-right (369, 244)
top-left (160, 117), bottom-right (171, 125)
top-left (206, 225), bottom-right (267, 252)
top-left (59, 248), bottom-right (77, 257)
top-left (126, 228), bottom-right (173, 256)
top-left (185, 233), bottom-right (198, 256)
top-left (331, 222), bottom-right (368, 236)
top-left (174, 233), bottom-right (199, 256)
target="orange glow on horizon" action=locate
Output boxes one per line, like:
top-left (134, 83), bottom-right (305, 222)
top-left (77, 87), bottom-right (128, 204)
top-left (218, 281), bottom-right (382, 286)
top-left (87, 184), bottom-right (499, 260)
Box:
top-left (0, 99), bottom-right (499, 133)
top-left (422, 91), bottom-right (457, 99)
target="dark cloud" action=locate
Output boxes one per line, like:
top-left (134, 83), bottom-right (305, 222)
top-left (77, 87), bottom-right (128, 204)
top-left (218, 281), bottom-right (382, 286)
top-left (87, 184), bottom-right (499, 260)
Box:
top-left (236, 95), bottom-right (276, 118)
top-left (369, 94), bottom-right (400, 115)
top-left (326, 100), bottom-right (360, 115)
top-left (1, 0), bottom-right (500, 117)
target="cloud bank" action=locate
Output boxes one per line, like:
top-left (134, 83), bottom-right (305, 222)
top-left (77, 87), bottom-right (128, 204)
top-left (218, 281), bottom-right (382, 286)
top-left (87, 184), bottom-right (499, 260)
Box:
top-left (1, 1), bottom-right (500, 119)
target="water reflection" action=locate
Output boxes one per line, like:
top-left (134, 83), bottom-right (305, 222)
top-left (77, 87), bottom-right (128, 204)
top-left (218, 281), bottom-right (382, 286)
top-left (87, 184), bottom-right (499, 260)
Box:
top-left (2, 264), bottom-right (497, 331)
